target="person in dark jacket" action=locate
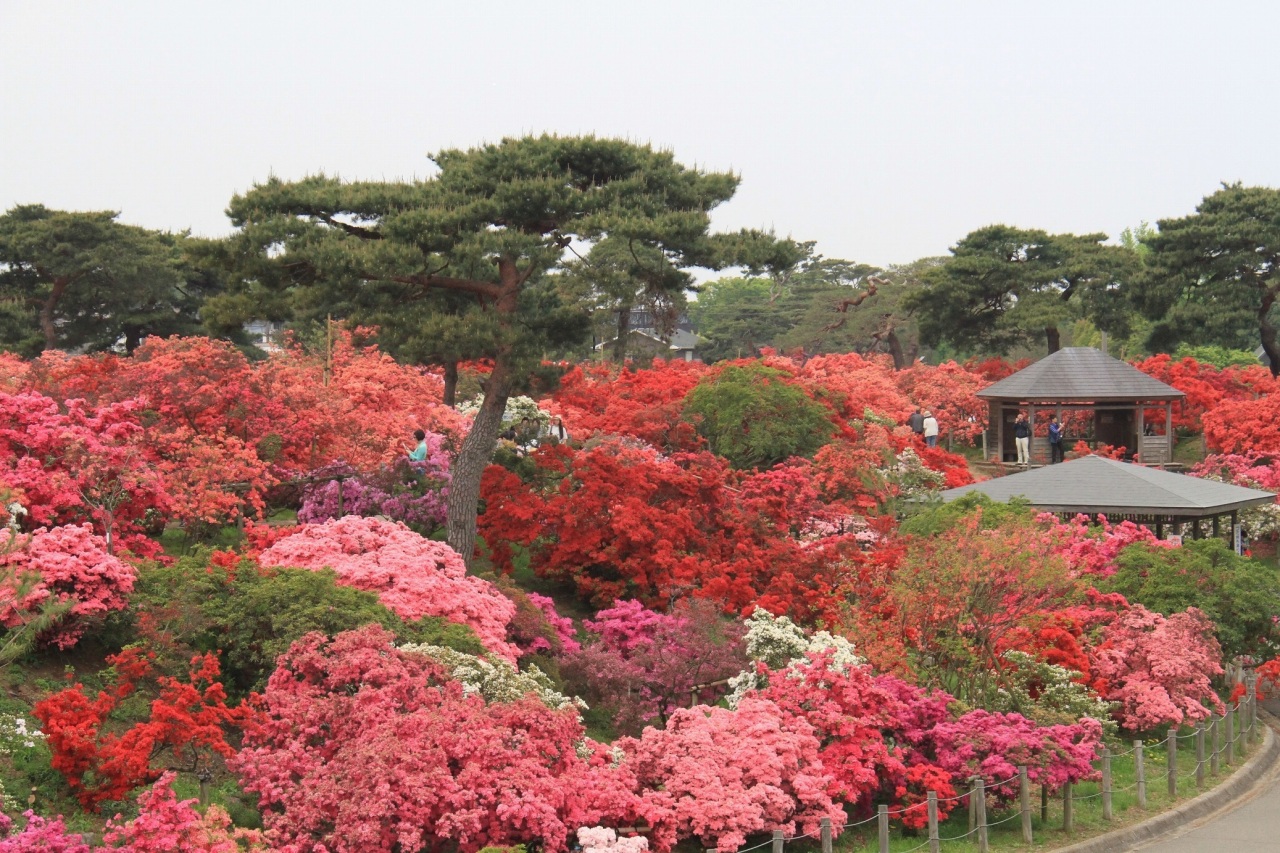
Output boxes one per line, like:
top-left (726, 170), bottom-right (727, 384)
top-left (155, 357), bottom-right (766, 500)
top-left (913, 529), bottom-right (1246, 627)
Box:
top-left (1014, 412), bottom-right (1032, 466)
top-left (1048, 414), bottom-right (1064, 464)
top-left (908, 407), bottom-right (925, 437)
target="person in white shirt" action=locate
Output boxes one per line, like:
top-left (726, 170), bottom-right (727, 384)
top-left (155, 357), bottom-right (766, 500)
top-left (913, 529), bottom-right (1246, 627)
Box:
top-left (922, 411), bottom-right (939, 447)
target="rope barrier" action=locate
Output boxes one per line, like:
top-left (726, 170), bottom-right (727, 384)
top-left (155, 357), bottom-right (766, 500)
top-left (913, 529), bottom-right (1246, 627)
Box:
top-left (896, 839), bottom-right (934, 853)
top-left (1070, 789), bottom-right (1104, 801)
top-left (988, 771), bottom-right (1021, 787)
top-left (736, 837), bottom-right (775, 852)
top-left (986, 810), bottom-right (1025, 827)
top-left (875, 802), bottom-right (927, 817)
top-left (937, 825), bottom-right (980, 842)
top-left (834, 815), bottom-right (880, 830)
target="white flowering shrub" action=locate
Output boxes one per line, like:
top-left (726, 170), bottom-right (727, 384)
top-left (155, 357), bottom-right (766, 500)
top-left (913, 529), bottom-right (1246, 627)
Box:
top-left (883, 448), bottom-right (946, 499)
top-left (400, 643), bottom-right (585, 711)
top-left (991, 651), bottom-right (1117, 736)
top-left (727, 609), bottom-right (864, 705)
top-left (455, 394), bottom-right (545, 425)
top-left (577, 826), bottom-right (649, 853)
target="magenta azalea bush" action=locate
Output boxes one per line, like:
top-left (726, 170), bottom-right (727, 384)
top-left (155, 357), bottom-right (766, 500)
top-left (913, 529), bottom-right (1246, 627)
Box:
top-left (298, 441), bottom-right (451, 533)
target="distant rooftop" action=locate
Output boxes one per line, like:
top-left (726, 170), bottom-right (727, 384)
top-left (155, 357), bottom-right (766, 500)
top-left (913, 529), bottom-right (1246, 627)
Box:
top-left (939, 455), bottom-right (1274, 517)
top-left (976, 348), bottom-right (1184, 402)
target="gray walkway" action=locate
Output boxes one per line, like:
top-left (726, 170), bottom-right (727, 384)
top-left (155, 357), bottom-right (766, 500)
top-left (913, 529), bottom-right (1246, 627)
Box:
top-left (1132, 765), bottom-right (1280, 850)
top-left (1132, 706), bottom-right (1280, 852)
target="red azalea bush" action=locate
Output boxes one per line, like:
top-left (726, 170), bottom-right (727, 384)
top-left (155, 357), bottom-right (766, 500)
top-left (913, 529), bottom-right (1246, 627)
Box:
top-left (1203, 395), bottom-right (1280, 456)
top-left (1134, 354), bottom-right (1276, 433)
top-left (257, 515), bottom-right (519, 660)
top-left (34, 648), bottom-right (253, 811)
top-left (549, 360), bottom-right (711, 451)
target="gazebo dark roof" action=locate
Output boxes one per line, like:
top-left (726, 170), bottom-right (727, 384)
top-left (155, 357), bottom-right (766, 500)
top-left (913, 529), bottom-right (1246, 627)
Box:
top-left (976, 348), bottom-right (1184, 403)
top-left (939, 455), bottom-right (1275, 517)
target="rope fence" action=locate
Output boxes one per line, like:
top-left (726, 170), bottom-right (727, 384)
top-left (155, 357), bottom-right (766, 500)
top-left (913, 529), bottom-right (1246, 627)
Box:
top-left (676, 672), bottom-right (1266, 853)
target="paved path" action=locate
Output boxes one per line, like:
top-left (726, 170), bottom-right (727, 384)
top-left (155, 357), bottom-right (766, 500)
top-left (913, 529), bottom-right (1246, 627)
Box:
top-left (1132, 704), bottom-right (1280, 851)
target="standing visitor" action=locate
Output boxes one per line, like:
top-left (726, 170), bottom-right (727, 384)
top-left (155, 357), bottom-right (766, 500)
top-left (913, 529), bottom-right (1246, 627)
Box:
top-left (908, 407), bottom-right (925, 438)
top-left (1048, 414), bottom-right (1064, 464)
top-left (1014, 413), bottom-right (1031, 467)
top-left (922, 411), bottom-right (939, 448)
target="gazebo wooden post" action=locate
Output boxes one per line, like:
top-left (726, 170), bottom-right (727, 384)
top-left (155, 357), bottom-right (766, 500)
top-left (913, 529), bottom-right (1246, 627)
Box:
top-left (1165, 404), bottom-right (1174, 467)
top-left (1213, 516), bottom-right (1221, 537)
top-left (1192, 519), bottom-right (1202, 540)
top-left (1156, 521), bottom-right (1164, 539)
top-left (1028, 403), bottom-right (1036, 465)
top-left (1136, 404), bottom-right (1145, 460)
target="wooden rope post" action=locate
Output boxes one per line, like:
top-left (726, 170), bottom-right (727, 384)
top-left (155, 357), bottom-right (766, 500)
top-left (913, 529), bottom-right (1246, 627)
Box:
top-left (975, 777), bottom-right (989, 853)
top-left (1227, 705), bottom-right (1235, 766)
top-left (1019, 765), bottom-right (1033, 843)
top-left (1135, 739), bottom-right (1147, 809)
top-left (1195, 723), bottom-right (1206, 788)
top-left (1062, 781), bottom-right (1073, 833)
top-left (927, 790), bottom-right (940, 853)
top-left (1101, 747), bottom-right (1113, 820)
top-left (820, 817), bottom-right (832, 853)
top-left (878, 804), bottom-right (889, 853)
top-left (1167, 728), bottom-right (1178, 798)
top-left (1211, 714), bottom-right (1220, 775)
top-left (1041, 783), bottom-right (1048, 822)
top-left (772, 830), bottom-right (783, 853)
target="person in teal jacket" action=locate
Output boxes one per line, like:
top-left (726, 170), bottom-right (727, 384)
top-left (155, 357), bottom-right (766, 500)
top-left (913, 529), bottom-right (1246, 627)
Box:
top-left (407, 429), bottom-right (428, 462)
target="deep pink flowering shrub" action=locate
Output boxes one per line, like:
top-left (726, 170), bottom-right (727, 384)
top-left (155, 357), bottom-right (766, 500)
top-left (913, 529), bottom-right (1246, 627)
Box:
top-left (924, 710), bottom-right (1102, 801)
top-left (298, 444), bottom-right (451, 532)
top-left (563, 599), bottom-right (746, 731)
top-left (0, 524), bottom-right (135, 649)
top-left (258, 515), bottom-right (518, 660)
top-left (525, 593), bottom-right (580, 655)
top-left (616, 698), bottom-right (845, 853)
top-left (0, 811), bottom-right (93, 852)
top-left (1089, 605), bottom-right (1224, 731)
top-left (1041, 513), bottom-right (1172, 577)
top-left (232, 626), bottom-right (635, 853)
top-left (749, 650), bottom-right (955, 827)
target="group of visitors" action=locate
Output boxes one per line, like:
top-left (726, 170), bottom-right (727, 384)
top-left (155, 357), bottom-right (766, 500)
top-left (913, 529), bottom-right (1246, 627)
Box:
top-left (407, 415), bottom-right (572, 461)
top-left (1013, 412), bottom-right (1065, 467)
top-left (907, 408), bottom-right (940, 447)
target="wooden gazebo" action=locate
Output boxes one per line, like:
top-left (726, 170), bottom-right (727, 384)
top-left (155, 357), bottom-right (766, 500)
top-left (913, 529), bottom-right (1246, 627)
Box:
top-left (977, 348), bottom-right (1185, 466)
top-left (940, 456), bottom-right (1276, 542)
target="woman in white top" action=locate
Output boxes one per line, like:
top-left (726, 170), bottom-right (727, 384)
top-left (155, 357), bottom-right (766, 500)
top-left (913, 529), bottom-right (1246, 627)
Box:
top-left (922, 411), bottom-right (939, 448)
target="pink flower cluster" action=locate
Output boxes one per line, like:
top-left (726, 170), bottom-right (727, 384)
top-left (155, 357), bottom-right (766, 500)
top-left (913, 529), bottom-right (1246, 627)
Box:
top-left (258, 515), bottom-right (518, 661)
top-left (0, 524), bottom-right (135, 649)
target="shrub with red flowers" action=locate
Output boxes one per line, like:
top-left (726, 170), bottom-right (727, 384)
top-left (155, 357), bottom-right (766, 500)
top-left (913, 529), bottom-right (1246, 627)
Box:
top-left (1042, 512), bottom-right (1173, 577)
top-left (257, 515), bottom-right (519, 660)
top-left (34, 648), bottom-right (254, 811)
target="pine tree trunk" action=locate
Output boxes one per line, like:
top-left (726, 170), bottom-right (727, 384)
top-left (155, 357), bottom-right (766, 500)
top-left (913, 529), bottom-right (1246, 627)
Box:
top-left (445, 258), bottom-right (522, 566)
top-left (442, 360), bottom-right (458, 407)
top-left (612, 305), bottom-right (631, 362)
top-left (887, 330), bottom-right (908, 370)
top-left (1045, 326), bottom-right (1061, 354)
top-left (39, 277), bottom-right (70, 350)
top-left (1260, 286), bottom-right (1279, 378)
top-left (445, 359), bottom-right (511, 566)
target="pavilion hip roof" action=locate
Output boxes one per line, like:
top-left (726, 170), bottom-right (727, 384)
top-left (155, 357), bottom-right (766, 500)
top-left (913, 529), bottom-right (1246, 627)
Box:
top-left (976, 347), bottom-right (1185, 403)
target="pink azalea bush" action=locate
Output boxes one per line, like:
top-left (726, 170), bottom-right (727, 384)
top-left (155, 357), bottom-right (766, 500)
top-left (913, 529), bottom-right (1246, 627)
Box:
top-left (616, 698), bottom-right (845, 853)
top-left (101, 773), bottom-right (259, 852)
top-left (0, 811), bottom-right (93, 852)
top-left (0, 524), bottom-right (135, 649)
top-left (1089, 605), bottom-right (1224, 731)
top-left (258, 515), bottom-right (518, 660)
top-left (233, 626), bottom-right (635, 853)
top-left (526, 593), bottom-right (580, 655)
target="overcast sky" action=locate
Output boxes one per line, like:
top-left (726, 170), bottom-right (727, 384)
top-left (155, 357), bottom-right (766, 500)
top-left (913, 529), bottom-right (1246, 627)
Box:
top-left (3, 2), bottom-right (1278, 268)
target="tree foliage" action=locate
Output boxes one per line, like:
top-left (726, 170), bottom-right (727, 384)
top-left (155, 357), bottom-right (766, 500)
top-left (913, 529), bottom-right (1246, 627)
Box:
top-left (1137, 184), bottom-right (1280, 375)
